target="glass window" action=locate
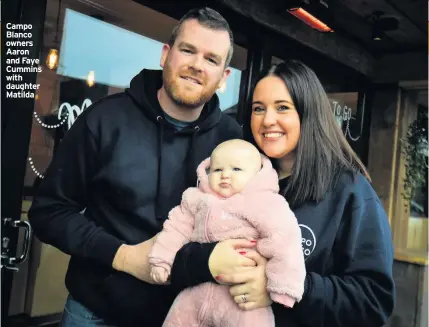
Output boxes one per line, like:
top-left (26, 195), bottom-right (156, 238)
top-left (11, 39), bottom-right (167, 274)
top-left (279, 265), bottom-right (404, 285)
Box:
top-left (216, 66), bottom-right (242, 111)
top-left (327, 92), bottom-right (359, 134)
top-left (58, 9), bottom-right (166, 87)
top-left (217, 44), bottom-right (247, 116)
top-left (409, 105), bottom-right (428, 218)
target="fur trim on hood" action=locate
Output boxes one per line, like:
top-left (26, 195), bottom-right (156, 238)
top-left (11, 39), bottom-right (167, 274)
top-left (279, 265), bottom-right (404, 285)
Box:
top-left (196, 154), bottom-right (279, 197)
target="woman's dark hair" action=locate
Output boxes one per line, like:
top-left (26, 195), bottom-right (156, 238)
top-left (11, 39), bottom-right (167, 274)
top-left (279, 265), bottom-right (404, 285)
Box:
top-left (244, 59), bottom-right (370, 207)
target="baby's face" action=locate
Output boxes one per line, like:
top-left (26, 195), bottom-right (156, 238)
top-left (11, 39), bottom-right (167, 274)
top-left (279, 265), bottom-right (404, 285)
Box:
top-left (208, 146), bottom-right (261, 198)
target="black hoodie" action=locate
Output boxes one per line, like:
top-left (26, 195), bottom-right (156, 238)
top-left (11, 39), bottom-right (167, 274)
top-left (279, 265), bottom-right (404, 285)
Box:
top-left (28, 69), bottom-right (242, 326)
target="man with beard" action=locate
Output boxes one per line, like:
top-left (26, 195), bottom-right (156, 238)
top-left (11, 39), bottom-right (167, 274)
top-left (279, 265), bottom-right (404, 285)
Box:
top-left (28, 7), bottom-right (243, 327)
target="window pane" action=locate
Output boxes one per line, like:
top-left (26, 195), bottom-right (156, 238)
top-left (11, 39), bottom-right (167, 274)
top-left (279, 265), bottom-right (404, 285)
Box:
top-left (58, 9), bottom-right (165, 87)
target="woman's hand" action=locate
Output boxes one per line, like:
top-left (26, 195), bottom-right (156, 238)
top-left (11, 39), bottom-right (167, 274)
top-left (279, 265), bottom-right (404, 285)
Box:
top-left (220, 250), bottom-right (272, 311)
top-left (208, 239), bottom-right (258, 279)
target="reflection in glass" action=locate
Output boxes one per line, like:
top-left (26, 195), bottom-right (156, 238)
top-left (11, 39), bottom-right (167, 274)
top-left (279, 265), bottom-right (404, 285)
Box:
top-left (86, 71), bottom-right (95, 87)
top-left (46, 48), bottom-right (59, 70)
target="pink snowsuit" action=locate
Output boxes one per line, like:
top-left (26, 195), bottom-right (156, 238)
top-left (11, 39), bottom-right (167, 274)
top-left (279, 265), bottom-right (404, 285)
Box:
top-left (149, 155), bottom-right (306, 327)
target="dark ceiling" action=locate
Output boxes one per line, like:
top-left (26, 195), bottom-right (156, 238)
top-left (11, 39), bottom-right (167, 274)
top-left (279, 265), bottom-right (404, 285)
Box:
top-left (133, 0), bottom-right (427, 59)
top-left (329, 0), bottom-right (427, 55)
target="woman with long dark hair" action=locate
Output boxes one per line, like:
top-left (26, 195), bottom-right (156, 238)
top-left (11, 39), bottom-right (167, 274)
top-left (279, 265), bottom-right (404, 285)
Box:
top-left (171, 60), bottom-right (395, 327)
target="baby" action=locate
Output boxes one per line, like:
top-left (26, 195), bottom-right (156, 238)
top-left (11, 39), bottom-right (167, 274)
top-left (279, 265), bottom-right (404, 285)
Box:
top-left (149, 139), bottom-right (306, 327)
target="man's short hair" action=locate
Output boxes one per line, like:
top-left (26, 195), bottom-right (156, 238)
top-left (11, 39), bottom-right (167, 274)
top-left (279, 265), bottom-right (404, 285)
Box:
top-left (168, 7), bottom-right (234, 68)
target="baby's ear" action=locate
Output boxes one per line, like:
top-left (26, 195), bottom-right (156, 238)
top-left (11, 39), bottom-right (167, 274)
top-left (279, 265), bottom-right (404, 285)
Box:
top-left (206, 167), bottom-right (210, 175)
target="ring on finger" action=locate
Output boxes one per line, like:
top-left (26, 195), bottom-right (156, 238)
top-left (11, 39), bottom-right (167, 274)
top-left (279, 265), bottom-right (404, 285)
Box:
top-left (241, 293), bottom-right (248, 303)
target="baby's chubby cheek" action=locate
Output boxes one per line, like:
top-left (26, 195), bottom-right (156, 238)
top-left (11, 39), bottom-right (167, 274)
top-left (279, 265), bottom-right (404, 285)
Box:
top-left (208, 177), bottom-right (217, 189)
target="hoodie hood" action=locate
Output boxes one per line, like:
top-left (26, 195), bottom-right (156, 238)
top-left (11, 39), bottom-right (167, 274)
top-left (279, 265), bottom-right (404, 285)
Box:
top-left (125, 69), bottom-right (223, 133)
top-left (124, 68), bottom-right (226, 220)
top-left (196, 154), bottom-right (280, 197)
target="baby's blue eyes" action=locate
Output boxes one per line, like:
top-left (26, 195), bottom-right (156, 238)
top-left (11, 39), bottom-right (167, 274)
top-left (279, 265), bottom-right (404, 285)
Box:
top-left (212, 168), bottom-right (242, 172)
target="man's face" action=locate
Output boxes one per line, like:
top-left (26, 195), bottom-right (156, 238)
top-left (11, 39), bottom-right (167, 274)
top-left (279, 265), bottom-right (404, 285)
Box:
top-left (160, 19), bottom-right (231, 109)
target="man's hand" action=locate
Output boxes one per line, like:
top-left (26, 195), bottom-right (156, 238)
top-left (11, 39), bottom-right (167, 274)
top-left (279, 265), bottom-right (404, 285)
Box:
top-left (112, 236), bottom-right (156, 284)
top-left (150, 266), bottom-right (170, 284)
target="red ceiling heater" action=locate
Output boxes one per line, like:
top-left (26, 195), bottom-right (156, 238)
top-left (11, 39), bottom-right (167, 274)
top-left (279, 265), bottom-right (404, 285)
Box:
top-left (287, 0), bottom-right (334, 33)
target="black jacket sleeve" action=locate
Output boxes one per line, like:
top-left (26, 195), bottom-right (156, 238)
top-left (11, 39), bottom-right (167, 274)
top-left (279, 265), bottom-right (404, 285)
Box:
top-left (28, 113), bottom-right (123, 266)
top-left (170, 242), bottom-right (218, 292)
top-left (290, 197), bottom-right (395, 327)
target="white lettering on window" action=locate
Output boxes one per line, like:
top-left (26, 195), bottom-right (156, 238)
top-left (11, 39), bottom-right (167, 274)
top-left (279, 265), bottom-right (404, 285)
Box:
top-left (57, 98), bottom-right (92, 129)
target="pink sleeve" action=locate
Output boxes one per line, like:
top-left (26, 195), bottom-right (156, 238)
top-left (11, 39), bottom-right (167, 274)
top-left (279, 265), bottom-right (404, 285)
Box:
top-left (244, 194), bottom-right (306, 304)
top-left (270, 293), bottom-right (296, 308)
top-left (148, 189), bottom-right (197, 274)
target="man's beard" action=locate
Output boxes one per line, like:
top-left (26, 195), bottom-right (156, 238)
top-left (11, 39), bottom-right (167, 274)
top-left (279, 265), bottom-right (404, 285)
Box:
top-left (163, 65), bottom-right (220, 109)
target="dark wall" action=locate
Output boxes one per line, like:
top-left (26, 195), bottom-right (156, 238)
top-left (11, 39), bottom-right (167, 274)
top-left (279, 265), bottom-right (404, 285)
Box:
top-left (386, 261), bottom-right (427, 327)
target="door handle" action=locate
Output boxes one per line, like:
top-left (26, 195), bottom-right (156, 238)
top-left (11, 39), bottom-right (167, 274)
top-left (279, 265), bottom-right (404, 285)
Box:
top-left (1, 218), bottom-right (32, 271)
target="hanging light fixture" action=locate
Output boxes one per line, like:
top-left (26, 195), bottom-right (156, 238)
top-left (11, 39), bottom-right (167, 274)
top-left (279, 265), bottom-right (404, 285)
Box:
top-left (86, 71), bottom-right (95, 87)
top-left (371, 11), bottom-right (399, 41)
top-left (46, 0), bottom-right (62, 70)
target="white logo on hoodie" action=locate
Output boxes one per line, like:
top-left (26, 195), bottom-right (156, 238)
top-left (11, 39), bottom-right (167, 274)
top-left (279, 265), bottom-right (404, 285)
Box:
top-left (299, 224), bottom-right (316, 260)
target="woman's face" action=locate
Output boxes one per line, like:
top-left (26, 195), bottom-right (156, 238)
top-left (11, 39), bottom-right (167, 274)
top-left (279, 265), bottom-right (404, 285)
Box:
top-left (251, 75), bottom-right (301, 159)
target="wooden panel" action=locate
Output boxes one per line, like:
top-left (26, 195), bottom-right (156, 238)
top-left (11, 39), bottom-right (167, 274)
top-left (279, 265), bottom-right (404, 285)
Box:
top-left (407, 217), bottom-right (428, 251)
top-left (25, 241), bottom-right (70, 317)
top-left (367, 86), bottom-right (401, 224)
top-left (395, 249), bottom-right (428, 266)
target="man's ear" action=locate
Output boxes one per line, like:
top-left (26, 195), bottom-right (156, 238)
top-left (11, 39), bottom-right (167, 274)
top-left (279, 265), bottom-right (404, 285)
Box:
top-left (218, 68), bottom-right (231, 89)
top-left (160, 44), bottom-right (170, 68)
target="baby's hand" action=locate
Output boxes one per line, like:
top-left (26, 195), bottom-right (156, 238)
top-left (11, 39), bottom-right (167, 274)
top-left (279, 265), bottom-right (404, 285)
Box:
top-left (150, 266), bottom-right (170, 284)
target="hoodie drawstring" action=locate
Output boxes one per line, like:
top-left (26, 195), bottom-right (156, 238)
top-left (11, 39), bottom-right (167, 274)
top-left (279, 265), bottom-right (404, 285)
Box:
top-left (185, 125), bottom-right (200, 189)
top-left (154, 120), bottom-right (200, 221)
top-left (155, 116), bottom-right (164, 220)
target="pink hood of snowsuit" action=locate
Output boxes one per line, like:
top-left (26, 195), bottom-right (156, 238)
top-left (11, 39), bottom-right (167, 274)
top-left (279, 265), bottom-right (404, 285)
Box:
top-left (195, 154), bottom-right (280, 197)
